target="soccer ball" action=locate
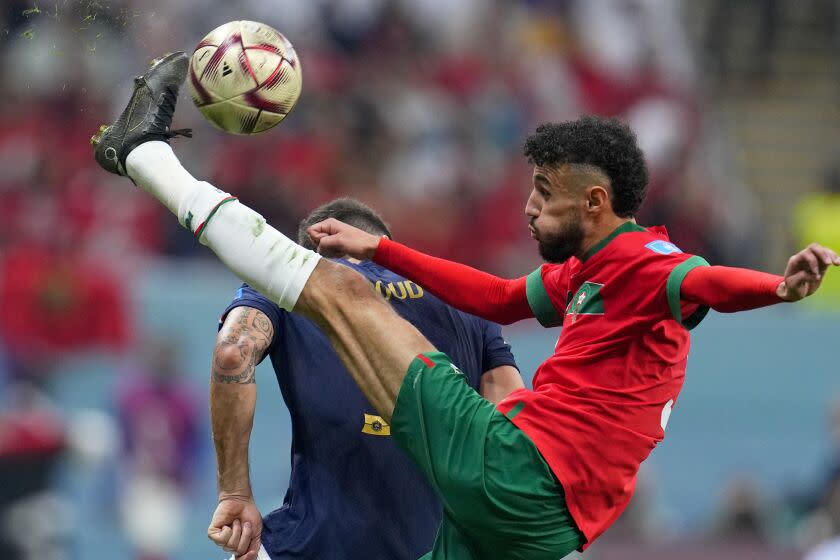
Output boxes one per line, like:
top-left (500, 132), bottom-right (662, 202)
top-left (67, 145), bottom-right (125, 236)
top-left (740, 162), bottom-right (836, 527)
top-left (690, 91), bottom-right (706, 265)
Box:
top-left (187, 20), bottom-right (302, 135)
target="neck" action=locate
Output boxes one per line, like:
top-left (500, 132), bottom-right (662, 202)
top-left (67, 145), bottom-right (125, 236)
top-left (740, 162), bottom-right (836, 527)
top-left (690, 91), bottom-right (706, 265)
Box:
top-left (578, 216), bottom-right (636, 258)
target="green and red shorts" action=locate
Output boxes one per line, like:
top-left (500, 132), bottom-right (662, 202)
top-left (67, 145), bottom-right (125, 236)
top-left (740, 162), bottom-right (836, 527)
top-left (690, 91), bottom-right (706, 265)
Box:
top-left (391, 352), bottom-right (584, 560)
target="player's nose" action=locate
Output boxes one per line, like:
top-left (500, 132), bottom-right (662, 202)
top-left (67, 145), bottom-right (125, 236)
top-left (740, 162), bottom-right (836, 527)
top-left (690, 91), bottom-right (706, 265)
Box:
top-left (525, 191), bottom-right (539, 218)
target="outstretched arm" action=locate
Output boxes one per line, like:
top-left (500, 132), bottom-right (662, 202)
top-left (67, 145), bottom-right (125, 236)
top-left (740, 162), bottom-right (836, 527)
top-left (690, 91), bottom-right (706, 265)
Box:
top-left (681, 243), bottom-right (840, 311)
top-left (207, 306), bottom-right (274, 560)
top-left (308, 218), bottom-right (533, 324)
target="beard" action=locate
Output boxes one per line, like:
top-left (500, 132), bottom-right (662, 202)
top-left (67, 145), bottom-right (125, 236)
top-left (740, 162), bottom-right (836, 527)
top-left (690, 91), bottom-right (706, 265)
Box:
top-left (535, 213), bottom-right (585, 264)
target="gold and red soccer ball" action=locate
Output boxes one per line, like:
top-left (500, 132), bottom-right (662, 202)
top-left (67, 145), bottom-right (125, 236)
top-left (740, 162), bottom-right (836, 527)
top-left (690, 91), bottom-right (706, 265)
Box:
top-left (188, 20), bottom-right (302, 135)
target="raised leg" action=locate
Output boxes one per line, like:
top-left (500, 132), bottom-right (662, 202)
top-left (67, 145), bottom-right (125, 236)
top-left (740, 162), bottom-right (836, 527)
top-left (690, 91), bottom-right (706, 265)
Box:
top-left (90, 49), bottom-right (440, 425)
top-left (126, 141), bottom-right (432, 420)
top-left (295, 261), bottom-right (434, 419)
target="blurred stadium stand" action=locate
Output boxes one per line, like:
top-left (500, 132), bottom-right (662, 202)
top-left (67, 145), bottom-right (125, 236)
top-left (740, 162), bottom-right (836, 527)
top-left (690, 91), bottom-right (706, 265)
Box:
top-left (689, 0), bottom-right (840, 270)
top-left (1, 0), bottom-right (839, 558)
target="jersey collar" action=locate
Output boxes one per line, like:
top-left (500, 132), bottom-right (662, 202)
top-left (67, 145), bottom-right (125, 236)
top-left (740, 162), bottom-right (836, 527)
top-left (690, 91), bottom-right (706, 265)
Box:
top-left (580, 221), bottom-right (646, 262)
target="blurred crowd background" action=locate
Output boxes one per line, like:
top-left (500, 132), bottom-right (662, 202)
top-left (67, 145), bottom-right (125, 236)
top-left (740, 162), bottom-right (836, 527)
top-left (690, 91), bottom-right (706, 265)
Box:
top-left (0, 0), bottom-right (839, 559)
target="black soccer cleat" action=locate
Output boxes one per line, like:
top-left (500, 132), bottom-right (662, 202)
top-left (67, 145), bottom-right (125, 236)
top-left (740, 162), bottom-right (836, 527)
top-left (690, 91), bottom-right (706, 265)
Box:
top-left (91, 52), bottom-right (193, 176)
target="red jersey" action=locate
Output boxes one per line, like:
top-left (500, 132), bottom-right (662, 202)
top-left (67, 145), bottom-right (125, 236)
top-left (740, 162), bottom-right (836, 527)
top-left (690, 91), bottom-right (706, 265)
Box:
top-left (373, 221), bottom-right (784, 549)
top-left (495, 222), bottom-right (708, 546)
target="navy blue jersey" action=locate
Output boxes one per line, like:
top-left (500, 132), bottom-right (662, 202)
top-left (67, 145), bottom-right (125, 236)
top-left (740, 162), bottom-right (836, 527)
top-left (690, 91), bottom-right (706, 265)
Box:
top-left (220, 259), bottom-right (517, 560)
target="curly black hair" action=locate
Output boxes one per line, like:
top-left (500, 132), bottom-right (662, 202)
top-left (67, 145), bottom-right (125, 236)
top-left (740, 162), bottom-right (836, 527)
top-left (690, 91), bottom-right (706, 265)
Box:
top-left (523, 116), bottom-right (649, 218)
top-left (297, 197), bottom-right (392, 250)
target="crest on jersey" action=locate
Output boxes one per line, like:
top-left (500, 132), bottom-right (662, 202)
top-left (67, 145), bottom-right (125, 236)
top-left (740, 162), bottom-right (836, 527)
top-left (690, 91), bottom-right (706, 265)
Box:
top-left (645, 240), bottom-right (683, 255)
top-left (566, 281), bottom-right (605, 323)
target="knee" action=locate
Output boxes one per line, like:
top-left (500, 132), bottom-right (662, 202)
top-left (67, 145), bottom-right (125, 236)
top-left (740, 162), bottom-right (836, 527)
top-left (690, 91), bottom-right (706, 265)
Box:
top-left (298, 260), bottom-right (380, 318)
top-left (326, 261), bottom-right (379, 303)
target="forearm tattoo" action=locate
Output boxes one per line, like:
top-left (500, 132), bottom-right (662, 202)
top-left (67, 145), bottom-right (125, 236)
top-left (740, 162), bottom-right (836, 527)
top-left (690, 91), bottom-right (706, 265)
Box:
top-left (213, 307), bottom-right (273, 384)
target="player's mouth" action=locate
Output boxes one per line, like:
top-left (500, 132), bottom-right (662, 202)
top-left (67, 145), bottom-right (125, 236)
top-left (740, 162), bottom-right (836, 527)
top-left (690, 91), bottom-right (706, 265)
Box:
top-left (528, 224), bottom-right (539, 240)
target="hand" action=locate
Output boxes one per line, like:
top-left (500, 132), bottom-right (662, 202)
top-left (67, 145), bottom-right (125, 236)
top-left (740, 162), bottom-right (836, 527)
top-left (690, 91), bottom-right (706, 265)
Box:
top-left (307, 218), bottom-right (382, 260)
top-left (777, 243), bottom-right (840, 302)
top-left (208, 495), bottom-right (263, 560)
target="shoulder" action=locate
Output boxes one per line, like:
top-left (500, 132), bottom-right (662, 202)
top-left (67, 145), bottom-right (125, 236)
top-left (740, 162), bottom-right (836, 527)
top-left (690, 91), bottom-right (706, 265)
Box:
top-left (233, 284), bottom-right (281, 307)
top-left (220, 285), bottom-right (287, 345)
top-left (613, 226), bottom-right (681, 254)
top-left (221, 285), bottom-right (285, 327)
top-left (608, 232), bottom-right (710, 297)
top-left (611, 227), bottom-right (701, 266)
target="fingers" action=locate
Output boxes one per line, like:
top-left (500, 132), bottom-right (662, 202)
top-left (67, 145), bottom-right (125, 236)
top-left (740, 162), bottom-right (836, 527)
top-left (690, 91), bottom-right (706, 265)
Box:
top-left (307, 218), bottom-right (340, 237)
top-left (307, 219), bottom-right (343, 250)
top-left (797, 249), bottom-right (820, 277)
top-left (226, 519), bottom-right (242, 553)
top-left (235, 522), bottom-right (252, 556)
top-left (208, 523), bottom-right (231, 548)
top-left (209, 520), bottom-right (253, 555)
top-left (238, 549), bottom-right (259, 560)
top-left (783, 243), bottom-right (838, 301)
top-left (307, 225), bottom-right (330, 241)
top-left (316, 237), bottom-right (346, 258)
top-left (810, 243), bottom-right (840, 268)
top-left (788, 268), bottom-right (823, 300)
top-left (238, 535), bottom-right (261, 560)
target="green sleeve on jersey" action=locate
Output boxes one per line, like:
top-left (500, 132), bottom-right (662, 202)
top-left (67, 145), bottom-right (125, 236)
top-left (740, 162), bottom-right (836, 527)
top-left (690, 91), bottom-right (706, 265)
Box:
top-left (526, 266), bottom-right (564, 328)
top-left (666, 255), bottom-right (711, 330)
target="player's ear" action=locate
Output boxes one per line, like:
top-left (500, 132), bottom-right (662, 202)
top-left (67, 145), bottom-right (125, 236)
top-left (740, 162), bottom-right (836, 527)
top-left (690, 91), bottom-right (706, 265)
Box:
top-left (585, 185), bottom-right (610, 212)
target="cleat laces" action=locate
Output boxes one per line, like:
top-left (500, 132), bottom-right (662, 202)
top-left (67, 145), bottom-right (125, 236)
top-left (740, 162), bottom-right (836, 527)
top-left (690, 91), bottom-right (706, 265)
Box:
top-left (151, 85), bottom-right (192, 139)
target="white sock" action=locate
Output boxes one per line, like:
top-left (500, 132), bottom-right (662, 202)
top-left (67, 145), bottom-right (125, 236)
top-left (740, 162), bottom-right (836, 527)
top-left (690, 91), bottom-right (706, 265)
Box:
top-left (126, 141), bottom-right (226, 230)
top-left (125, 141), bottom-right (321, 310)
top-left (199, 199), bottom-right (321, 310)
